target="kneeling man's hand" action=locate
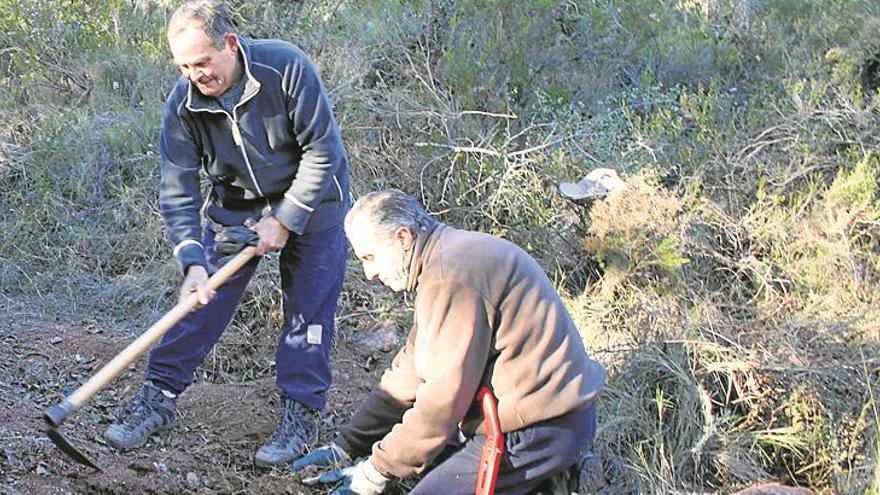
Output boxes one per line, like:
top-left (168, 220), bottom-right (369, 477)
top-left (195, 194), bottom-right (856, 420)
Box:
top-left (292, 442), bottom-right (351, 472)
top-left (304, 457), bottom-right (388, 495)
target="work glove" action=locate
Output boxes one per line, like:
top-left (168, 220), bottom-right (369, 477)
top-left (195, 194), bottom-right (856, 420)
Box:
top-left (292, 442), bottom-right (352, 472)
top-left (314, 459), bottom-right (388, 495)
top-left (212, 222), bottom-right (259, 265)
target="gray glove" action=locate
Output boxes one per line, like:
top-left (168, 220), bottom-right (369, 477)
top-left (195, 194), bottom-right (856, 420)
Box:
top-left (212, 223), bottom-right (258, 265)
top-left (319, 460), bottom-right (388, 495)
top-left (293, 442), bottom-right (352, 472)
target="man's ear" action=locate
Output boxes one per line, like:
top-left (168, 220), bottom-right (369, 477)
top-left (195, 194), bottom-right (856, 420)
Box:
top-left (395, 227), bottom-right (414, 251)
top-left (226, 33), bottom-right (239, 53)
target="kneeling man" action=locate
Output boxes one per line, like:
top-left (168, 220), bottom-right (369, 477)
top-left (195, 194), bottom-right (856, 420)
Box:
top-left (294, 189), bottom-right (605, 494)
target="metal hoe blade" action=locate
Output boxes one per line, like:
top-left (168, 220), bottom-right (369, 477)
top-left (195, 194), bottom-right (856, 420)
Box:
top-left (45, 426), bottom-right (102, 471)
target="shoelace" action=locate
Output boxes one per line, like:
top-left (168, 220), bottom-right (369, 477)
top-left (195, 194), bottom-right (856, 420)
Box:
top-left (118, 390), bottom-right (156, 426)
top-left (270, 403), bottom-right (312, 446)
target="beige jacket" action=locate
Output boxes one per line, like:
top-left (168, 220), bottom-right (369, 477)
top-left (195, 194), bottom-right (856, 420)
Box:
top-left (337, 224), bottom-right (605, 477)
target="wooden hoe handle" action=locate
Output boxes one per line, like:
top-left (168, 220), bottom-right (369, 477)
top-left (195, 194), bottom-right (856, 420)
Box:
top-left (44, 247), bottom-right (257, 428)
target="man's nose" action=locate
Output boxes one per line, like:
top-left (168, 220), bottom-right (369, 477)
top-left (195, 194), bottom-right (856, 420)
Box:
top-left (363, 265), bottom-right (378, 282)
top-left (187, 67), bottom-right (205, 82)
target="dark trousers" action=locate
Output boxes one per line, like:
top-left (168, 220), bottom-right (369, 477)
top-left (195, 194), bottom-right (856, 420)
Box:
top-left (145, 224), bottom-right (347, 410)
top-left (411, 402), bottom-right (597, 495)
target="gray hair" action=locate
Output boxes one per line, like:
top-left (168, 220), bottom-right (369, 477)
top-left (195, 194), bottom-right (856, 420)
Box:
top-left (168, 0), bottom-right (236, 49)
top-left (346, 189), bottom-right (437, 240)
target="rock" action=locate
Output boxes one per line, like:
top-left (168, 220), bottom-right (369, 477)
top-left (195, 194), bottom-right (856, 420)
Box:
top-left (186, 471), bottom-right (200, 489)
top-left (352, 321), bottom-right (399, 353)
top-left (49, 336), bottom-right (63, 345)
top-left (154, 462), bottom-right (169, 475)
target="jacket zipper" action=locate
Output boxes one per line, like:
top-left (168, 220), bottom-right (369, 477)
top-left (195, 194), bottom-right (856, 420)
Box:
top-left (229, 110), bottom-right (264, 198)
top-left (333, 176), bottom-right (343, 202)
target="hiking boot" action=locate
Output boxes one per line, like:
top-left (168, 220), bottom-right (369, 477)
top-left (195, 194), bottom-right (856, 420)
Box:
top-left (254, 399), bottom-right (319, 467)
top-left (104, 381), bottom-right (178, 450)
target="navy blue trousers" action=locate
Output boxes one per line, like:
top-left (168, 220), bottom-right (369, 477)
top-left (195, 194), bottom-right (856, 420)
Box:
top-left (411, 402), bottom-right (597, 495)
top-left (145, 224), bottom-right (347, 410)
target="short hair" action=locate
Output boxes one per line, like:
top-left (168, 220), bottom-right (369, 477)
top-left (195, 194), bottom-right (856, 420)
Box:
top-left (345, 189), bottom-right (437, 240)
top-left (168, 0), bottom-right (236, 49)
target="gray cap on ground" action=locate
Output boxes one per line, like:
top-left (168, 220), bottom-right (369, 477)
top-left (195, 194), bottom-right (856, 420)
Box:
top-left (559, 168), bottom-right (626, 200)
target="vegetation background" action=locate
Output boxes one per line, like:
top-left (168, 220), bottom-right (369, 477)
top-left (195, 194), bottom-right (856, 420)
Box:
top-left (1, 0), bottom-right (878, 493)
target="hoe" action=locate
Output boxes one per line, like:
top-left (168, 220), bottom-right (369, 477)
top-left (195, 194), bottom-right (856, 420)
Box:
top-left (43, 247), bottom-right (257, 470)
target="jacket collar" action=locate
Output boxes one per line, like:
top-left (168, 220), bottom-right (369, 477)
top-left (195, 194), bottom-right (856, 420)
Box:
top-left (185, 36), bottom-right (261, 114)
top-left (405, 222), bottom-right (444, 293)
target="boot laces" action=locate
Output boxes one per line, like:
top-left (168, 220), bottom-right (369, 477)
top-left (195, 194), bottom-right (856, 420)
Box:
top-left (270, 401), bottom-right (314, 446)
top-left (117, 385), bottom-right (166, 427)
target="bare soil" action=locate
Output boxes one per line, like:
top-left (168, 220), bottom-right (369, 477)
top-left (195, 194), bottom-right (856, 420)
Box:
top-left (0, 299), bottom-right (401, 495)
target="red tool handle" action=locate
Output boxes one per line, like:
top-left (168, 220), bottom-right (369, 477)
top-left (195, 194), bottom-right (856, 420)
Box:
top-left (475, 386), bottom-right (504, 495)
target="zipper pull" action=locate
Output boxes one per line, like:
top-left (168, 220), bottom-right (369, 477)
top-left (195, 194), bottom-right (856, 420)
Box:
top-left (231, 119), bottom-right (242, 146)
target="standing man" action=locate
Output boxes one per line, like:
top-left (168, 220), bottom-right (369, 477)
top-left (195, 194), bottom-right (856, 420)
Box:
top-left (293, 190), bottom-right (605, 494)
top-left (104, 0), bottom-right (351, 468)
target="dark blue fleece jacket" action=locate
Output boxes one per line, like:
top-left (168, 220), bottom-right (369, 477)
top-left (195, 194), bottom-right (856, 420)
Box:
top-left (159, 36), bottom-right (351, 272)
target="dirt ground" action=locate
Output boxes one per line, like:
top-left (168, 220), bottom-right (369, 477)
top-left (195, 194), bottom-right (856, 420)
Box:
top-left (0, 298), bottom-right (406, 495)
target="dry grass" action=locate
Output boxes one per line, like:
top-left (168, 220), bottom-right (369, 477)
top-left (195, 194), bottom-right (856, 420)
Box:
top-left (573, 168), bottom-right (879, 493)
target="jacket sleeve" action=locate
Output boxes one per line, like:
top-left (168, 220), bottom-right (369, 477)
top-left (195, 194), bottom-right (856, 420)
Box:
top-left (159, 90), bottom-right (206, 273)
top-left (368, 282), bottom-right (492, 478)
top-left (335, 328), bottom-right (421, 458)
top-left (273, 49), bottom-right (346, 235)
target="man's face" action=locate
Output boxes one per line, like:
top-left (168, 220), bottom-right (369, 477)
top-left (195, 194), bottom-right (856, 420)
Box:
top-left (347, 219), bottom-right (413, 293)
top-left (168, 21), bottom-right (240, 97)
